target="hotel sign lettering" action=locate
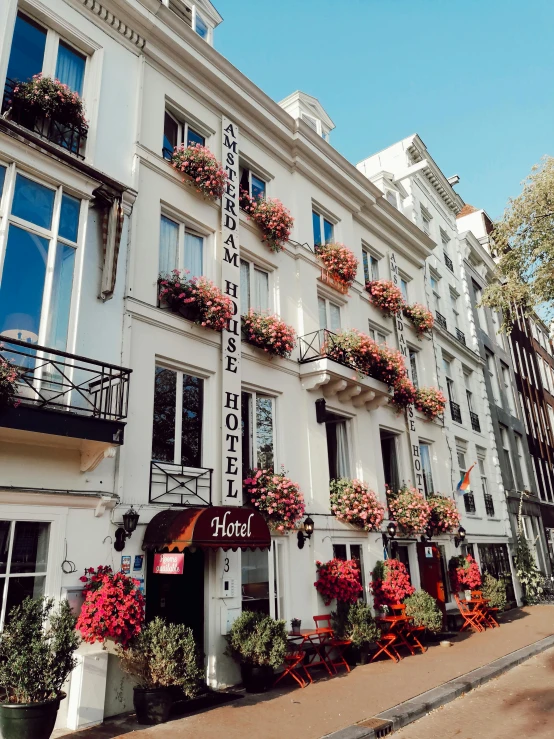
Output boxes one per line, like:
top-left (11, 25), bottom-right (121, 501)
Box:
top-left (221, 117), bottom-right (241, 505)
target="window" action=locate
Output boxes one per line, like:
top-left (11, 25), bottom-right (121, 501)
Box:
top-left (515, 433), bottom-right (531, 491)
top-left (0, 521), bottom-right (50, 628)
top-left (380, 429), bottom-right (400, 493)
top-left (458, 448), bottom-right (476, 513)
top-left (5, 12), bottom-right (87, 100)
top-left (194, 9), bottom-right (209, 39)
top-left (485, 350), bottom-right (500, 405)
top-left (464, 371), bottom-right (473, 412)
top-left (472, 281), bottom-right (487, 331)
top-left (0, 171), bottom-right (80, 350)
top-left (440, 229), bottom-right (450, 252)
top-left (400, 278), bottom-right (409, 301)
top-left (241, 541), bottom-right (286, 619)
top-left (333, 543), bottom-right (365, 600)
top-left (362, 248), bottom-right (379, 283)
top-left (450, 290), bottom-right (459, 329)
top-left (429, 272), bottom-right (439, 292)
top-left (478, 455), bottom-right (494, 517)
top-left (242, 390), bottom-right (275, 476)
top-left (368, 324), bottom-right (387, 345)
top-left (312, 210), bottom-right (334, 247)
top-left (318, 296), bottom-right (341, 332)
top-left (163, 111), bottom-right (205, 160)
top-left (443, 357), bottom-right (456, 402)
top-left (499, 425), bottom-right (515, 491)
top-left (326, 413), bottom-right (350, 480)
top-left (419, 442), bottom-right (434, 496)
top-left (521, 515), bottom-right (540, 568)
top-left (240, 260), bottom-right (269, 313)
top-left (409, 349), bottom-right (419, 388)
top-left (152, 367), bottom-right (203, 468)
top-left (420, 206), bottom-right (432, 235)
top-left (159, 215), bottom-right (203, 277)
top-left (385, 190), bottom-right (397, 208)
top-left (500, 362), bottom-right (515, 414)
top-left (240, 167), bottom-right (266, 203)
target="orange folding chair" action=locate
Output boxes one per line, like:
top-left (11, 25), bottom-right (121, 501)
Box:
top-left (454, 594), bottom-right (484, 633)
top-left (274, 646), bottom-right (313, 689)
top-left (313, 614), bottom-right (351, 674)
top-left (370, 631), bottom-right (401, 663)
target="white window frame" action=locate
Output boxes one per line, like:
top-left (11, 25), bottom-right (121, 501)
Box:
top-left (312, 209), bottom-right (335, 247)
top-left (419, 441), bottom-right (434, 496)
top-left (399, 275), bottom-right (409, 302)
top-left (332, 540), bottom-right (367, 601)
top-left (191, 5), bottom-right (214, 44)
top-left (163, 109), bottom-right (207, 159)
top-left (239, 166), bottom-right (267, 201)
top-left (409, 347), bottom-right (419, 387)
top-left (318, 294), bottom-right (341, 332)
top-left (240, 258), bottom-right (271, 313)
top-left (385, 190), bottom-right (398, 208)
top-left (449, 289), bottom-right (460, 329)
top-left (269, 538), bottom-right (287, 619)
top-left (159, 211), bottom-right (206, 277)
top-left (362, 245), bottom-right (380, 283)
top-left (420, 205), bottom-right (432, 235)
top-left (368, 320), bottom-right (388, 346)
top-left (325, 412), bottom-right (352, 480)
top-left (242, 388), bottom-right (277, 472)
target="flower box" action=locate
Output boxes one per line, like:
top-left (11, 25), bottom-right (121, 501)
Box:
top-left (319, 267), bottom-right (349, 294)
top-left (326, 329), bottom-right (408, 388)
top-left (243, 469), bottom-right (305, 532)
top-left (404, 303), bottom-right (434, 337)
top-left (428, 495), bottom-right (461, 534)
top-left (389, 376), bottom-right (417, 412)
top-left (0, 355), bottom-right (19, 409)
top-left (414, 386), bottom-right (447, 421)
top-left (315, 243), bottom-right (358, 289)
top-left (170, 144), bottom-right (226, 200)
top-left (314, 558), bottom-right (363, 605)
top-left (158, 271), bottom-right (233, 332)
top-left (330, 478), bottom-right (385, 532)
top-left (387, 485), bottom-right (432, 536)
top-left (241, 311), bottom-right (296, 358)
top-left (371, 559), bottom-right (415, 609)
top-left (449, 555), bottom-right (482, 592)
top-left (366, 279), bottom-right (405, 317)
top-left (241, 191), bottom-right (293, 253)
top-left (11, 74), bottom-right (88, 129)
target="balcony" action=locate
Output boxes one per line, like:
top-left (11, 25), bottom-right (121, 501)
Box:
top-left (444, 252), bottom-right (454, 272)
top-left (436, 311), bottom-right (447, 330)
top-left (455, 328), bottom-right (466, 346)
top-left (470, 411), bottom-right (481, 432)
top-left (150, 461), bottom-right (212, 506)
top-left (298, 329), bottom-right (390, 411)
top-left (450, 400), bottom-right (462, 423)
top-left (464, 492), bottom-right (477, 514)
top-left (484, 493), bottom-right (495, 517)
top-left (2, 80), bottom-right (87, 159)
top-left (0, 335), bottom-right (131, 471)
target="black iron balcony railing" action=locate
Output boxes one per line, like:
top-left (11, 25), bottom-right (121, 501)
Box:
top-left (298, 329), bottom-right (356, 371)
top-left (444, 252), bottom-right (454, 272)
top-left (2, 79), bottom-right (87, 159)
top-left (455, 328), bottom-right (466, 345)
top-left (436, 311), bottom-right (447, 330)
top-left (450, 400), bottom-right (462, 423)
top-left (0, 335), bottom-right (130, 421)
top-left (150, 461), bottom-right (213, 506)
top-left (484, 493), bottom-right (495, 517)
top-left (470, 411), bottom-right (481, 432)
top-left (464, 492), bottom-right (477, 514)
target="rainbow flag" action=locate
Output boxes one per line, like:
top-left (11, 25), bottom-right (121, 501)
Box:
top-left (457, 463), bottom-right (476, 494)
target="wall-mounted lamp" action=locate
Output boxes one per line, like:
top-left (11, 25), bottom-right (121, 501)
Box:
top-left (382, 521), bottom-right (397, 556)
top-left (454, 526), bottom-right (466, 548)
top-left (420, 526), bottom-right (434, 543)
top-left (297, 515), bottom-right (315, 549)
top-left (114, 508), bottom-right (140, 552)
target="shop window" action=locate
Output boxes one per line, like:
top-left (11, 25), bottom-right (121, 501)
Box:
top-left (240, 259), bottom-right (269, 312)
top-left (0, 171), bottom-right (80, 350)
top-left (312, 210), bottom-right (334, 247)
top-left (159, 215), bottom-right (204, 278)
top-left (380, 429), bottom-right (400, 493)
top-left (333, 542), bottom-right (365, 600)
top-left (162, 110), bottom-right (205, 160)
top-left (0, 521), bottom-right (50, 628)
top-left (241, 541), bottom-right (285, 619)
top-left (242, 390), bottom-right (275, 477)
top-left (325, 413), bottom-right (350, 480)
top-left (151, 367), bottom-right (203, 468)
top-left (477, 543), bottom-right (515, 602)
top-left (318, 296), bottom-right (341, 332)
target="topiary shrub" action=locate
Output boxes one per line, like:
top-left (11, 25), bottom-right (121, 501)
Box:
top-left (481, 573), bottom-right (508, 611)
top-left (404, 590), bottom-right (443, 633)
top-left (117, 617), bottom-right (203, 698)
top-left (227, 611), bottom-right (287, 668)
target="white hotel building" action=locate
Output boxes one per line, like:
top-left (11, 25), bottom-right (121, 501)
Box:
top-left (0, 0), bottom-right (516, 728)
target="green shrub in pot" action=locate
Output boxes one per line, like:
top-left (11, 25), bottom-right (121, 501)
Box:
top-left (227, 611), bottom-right (287, 693)
top-left (481, 573), bottom-right (508, 611)
top-left (404, 590), bottom-right (443, 633)
top-left (332, 602), bottom-right (380, 664)
top-left (0, 597), bottom-right (79, 739)
top-left (118, 617), bottom-right (203, 725)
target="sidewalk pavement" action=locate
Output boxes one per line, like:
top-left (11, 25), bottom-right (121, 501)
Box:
top-left (56, 605), bottom-right (554, 739)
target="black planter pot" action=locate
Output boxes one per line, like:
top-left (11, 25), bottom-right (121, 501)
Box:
top-left (240, 664), bottom-right (274, 693)
top-left (133, 686), bottom-right (173, 726)
top-left (344, 644), bottom-right (360, 667)
top-left (0, 693), bottom-right (63, 739)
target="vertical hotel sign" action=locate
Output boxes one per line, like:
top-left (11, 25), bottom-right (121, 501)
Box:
top-left (221, 118), bottom-right (241, 505)
top-left (389, 253), bottom-right (424, 497)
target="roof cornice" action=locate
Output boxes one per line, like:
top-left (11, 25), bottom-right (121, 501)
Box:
top-left (404, 135), bottom-right (464, 215)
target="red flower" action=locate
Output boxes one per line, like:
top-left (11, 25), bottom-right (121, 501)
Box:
top-left (371, 559), bottom-right (415, 608)
top-left (242, 311), bottom-right (296, 358)
top-left (403, 303), bottom-right (434, 337)
top-left (449, 555), bottom-right (482, 591)
top-left (315, 243), bottom-right (358, 287)
top-left (314, 558), bottom-right (363, 605)
top-left (366, 279), bottom-right (405, 316)
top-left (244, 469), bottom-right (305, 532)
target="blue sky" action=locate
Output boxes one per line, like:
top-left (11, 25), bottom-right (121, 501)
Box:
top-left (214, 0), bottom-right (553, 220)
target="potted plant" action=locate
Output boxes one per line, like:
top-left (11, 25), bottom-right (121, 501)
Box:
top-left (11, 74), bottom-right (88, 129)
top-left (227, 611), bottom-right (288, 693)
top-left (481, 573), bottom-right (508, 611)
top-left (290, 618), bottom-right (302, 635)
top-left (370, 559), bottom-right (415, 611)
top-left (387, 485), bottom-right (432, 536)
top-left (242, 311), bottom-right (297, 358)
top-left (0, 354), bottom-right (19, 409)
top-left (314, 558), bottom-right (363, 605)
top-left (117, 617), bottom-right (203, 725)
top-left (389, 376), bottom-right (418, 413)
top-left (169, 143), bottom-right (226, 200)
top-left (414, 386), bottom-right (447, 421)
top-left (365, 279), bottom-right (405, 316)
top-left (427, 495), bottom-right (461, 534)
top-left (449, 555), bottom-right (482, 597)
top-left (243, 468), bottom-right (305, 532)
top-left (404, 590), bottom-right (443, 634)
top-left (0, 597), bottom-right (79, 739)
top-left (158, 270), bottom-right (234, 332)
top-left (326, 329), bottom-right (408, 387)
top-left (241, 191), bottom-right (294, 252)
top-left (403, 303), bottom-right (434, 337)
top-left (332, 602), bottom-right (381, 664)
top-left (315, 242), bottom-right (358, 290)
top-left (329, 478), bottom-right (385, 532)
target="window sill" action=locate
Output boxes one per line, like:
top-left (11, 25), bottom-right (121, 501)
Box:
top-left (463, 513), bottom-right (482, 519)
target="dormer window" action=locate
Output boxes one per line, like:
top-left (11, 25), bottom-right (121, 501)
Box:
top-left (386, 190), bottom-right (398, 208)
top-left (195, 10), bottom-right (209, 38)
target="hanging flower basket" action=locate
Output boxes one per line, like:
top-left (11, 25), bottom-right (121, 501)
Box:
top-left (387, 485), bottom-right (432, 536)
top-left (170, 143), bottom-right (226, 200)
top-left (389, 376), bottom-right (417, 413)
top-left (241, 311), bottom-right (296, 358)
top-left (370, 559), bottom-right (415, 609)
top-left (325, 330), bottom-right (407, 388)
top-left (11, 74), bottom-right (88, 129)
top-left (366, 279), bottom-right (405, 317)
top-left (315, 243), bottom-right (358, 290)
top-left (314, 558), bottom-right (363, 605)
top-left (449, 555), bottom-right (482, 592)
top-left (414, 387), bottom-right (447, 421)
top-left (243, 469), bottom-right (305, 532)
top-left (241, 191), bottom-right (294, 252)
top-left (329, 478), bottom-right (385, 532)
top-left (76, 566), bottom-right (145, 647)
top-left (428, 495), bottom-right (461, 534)
top-left (404, 303), bottom-right (434, 337)
top-left (158, 270), bottom-right (233, 332)
top-left (0, 354), bottom-right (19, 409)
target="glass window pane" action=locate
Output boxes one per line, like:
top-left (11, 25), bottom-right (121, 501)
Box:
top-left (0, 166), bottom-right (6, 201)
top-left (241, 549), bottom-right (269, 615)
top-left (159, 216), bottom-right (179, 274)
top-left (371, 256), bottom-right (379, 280)
top-left (187, 127), bottom-right (205, 147)
top-left (318, 296), bottom-right (327, 330)
top-left (5, 576), bottom-right (45, 623)
top-left (420, 444), bottom-right (434, 495)
top-left (251, 175), bottom-right (266, 201)
top-left (241, 391), bottom-right (252, 476)
top-left (11, 175), bottom-right (55, 229)
top-left (362, 251), bottom-right (369, 283)
top-left (0, 522), bottom-right (11, 575)
top-left (59, 194), bottom-right (80, 243)
top-left (184, 232), bottom-right (203, 278)
top-left (55, 41), bottom-right (86, 96)
top-left (10, 522), bottom-right (50, 574)
top-left (181, 374), bottom-right (203, 468)
top-left (256, 396), bottom-right (274, 470)
top-left (46, 243), bottom-right (75, 350)
top-left (332, 544), bottom-right (347, 561)
top-left (163, 112), bottom-right (178, 159)
top-left (240, 259), bottom-right (250, 312)
top-left (6, 13), bottom-right (46, 86)
top-left (195, 12), bottom-right (209, 39)
top-left (312, 211), bottom-right (322, 246)
top-left (253, 269), bottom-right (268, 312)
top-left (0, 225), bottom-right (49, 340)
top-left (330, 303), bottom-right (341, 332)
top-left (152, 367), bottom-right (177, 463)
top-left (324, 219), bottom-right (334, 244)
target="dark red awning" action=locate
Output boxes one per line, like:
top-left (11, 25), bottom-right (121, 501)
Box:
top-left (142, 506), bottom-right (271, 552)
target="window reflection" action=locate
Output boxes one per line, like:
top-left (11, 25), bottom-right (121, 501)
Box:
top-left (152, 367), bottom-right (177, 463)
top-left (256, 397), bottom-right (274, 470)
top-left (12, 175), bottom-right (55, 229)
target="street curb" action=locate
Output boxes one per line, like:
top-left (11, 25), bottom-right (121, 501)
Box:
top-left (323, 634), bottom-right (554, 739)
